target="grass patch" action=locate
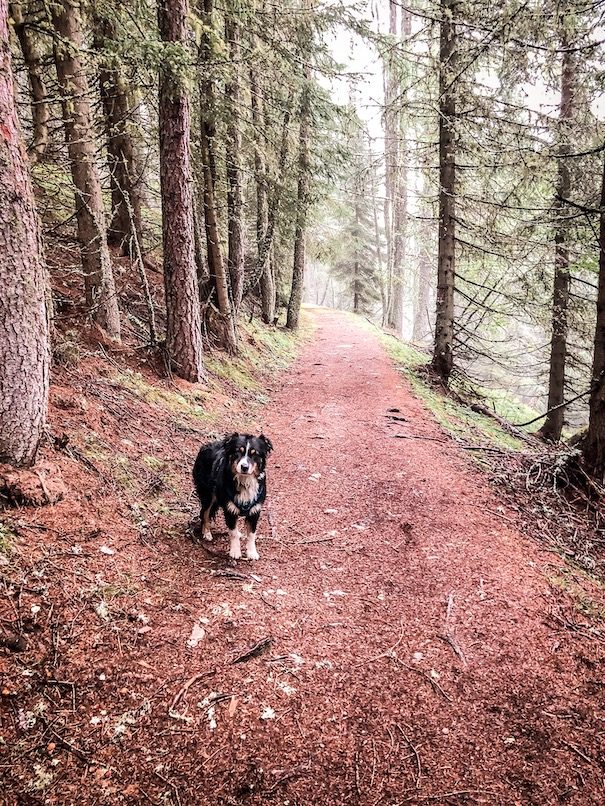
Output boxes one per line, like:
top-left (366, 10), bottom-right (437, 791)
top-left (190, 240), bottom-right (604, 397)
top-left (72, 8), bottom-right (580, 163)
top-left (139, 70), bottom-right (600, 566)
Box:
top-left (368, 323), bottom-right (529, 452)
top-left (110, 315), bottom-right (308, 424)
top-left (548, 566), bottom-right (605, 622)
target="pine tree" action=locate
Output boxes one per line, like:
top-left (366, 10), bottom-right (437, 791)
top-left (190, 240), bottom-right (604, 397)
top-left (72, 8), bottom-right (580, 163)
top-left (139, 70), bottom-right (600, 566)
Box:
top-left (158, 0), bottom-right (204, 380)
top-left (0, 0), bottom-right (50, 466)
top-left (50, 0), bottom-right (121, 341)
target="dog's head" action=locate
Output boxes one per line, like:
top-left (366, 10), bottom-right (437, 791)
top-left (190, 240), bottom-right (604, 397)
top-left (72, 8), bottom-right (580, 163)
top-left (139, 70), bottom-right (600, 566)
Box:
top-left (224, 433), bottom-right (273, 478)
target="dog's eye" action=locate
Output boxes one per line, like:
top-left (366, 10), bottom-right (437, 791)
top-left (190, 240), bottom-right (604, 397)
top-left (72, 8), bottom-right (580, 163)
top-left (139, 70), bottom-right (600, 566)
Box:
top-left (238, 447), bottom-right (245, 454)
top-left (250, 449), bottom-right (256, 456)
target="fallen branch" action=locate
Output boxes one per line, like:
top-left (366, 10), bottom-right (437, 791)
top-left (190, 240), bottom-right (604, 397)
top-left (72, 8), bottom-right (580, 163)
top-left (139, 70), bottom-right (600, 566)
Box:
top-left (438, 633), bottom-right (468, 667)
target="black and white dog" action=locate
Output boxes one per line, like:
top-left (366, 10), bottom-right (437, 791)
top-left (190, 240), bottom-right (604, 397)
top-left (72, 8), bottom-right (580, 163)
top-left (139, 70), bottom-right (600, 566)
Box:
top-left (193, 433), bottom-right (273, 560)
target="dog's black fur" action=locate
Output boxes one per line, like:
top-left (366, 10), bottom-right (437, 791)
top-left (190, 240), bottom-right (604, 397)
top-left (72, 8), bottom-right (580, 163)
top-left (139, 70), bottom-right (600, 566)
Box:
top-left (193, 433), bottom-right (273, 560)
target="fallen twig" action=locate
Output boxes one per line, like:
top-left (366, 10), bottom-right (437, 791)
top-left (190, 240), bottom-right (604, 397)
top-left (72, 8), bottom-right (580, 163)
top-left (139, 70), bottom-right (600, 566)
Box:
top-left (170, 670), bottom-right (216, 712)
top-left (391, 434), bottom-right (447, 442)
top-left (153, 769), bottom-right (182, 806)
top-left (438, 633), bottom-right (468, 666)
top-left (359, 621), bottom-right (406, 665)
top-left (405, 664), bottom-right (452, 701)
top-left (441, 593), bottom-right (467, 667)
top-left (562, 741), bottom-right (593, 764)
top-left (395, 725), bottom-right (421, 789)
top-left (232, 636), bottom-right (273, 664)
top-left (404, 789), bottom-right (497, 802)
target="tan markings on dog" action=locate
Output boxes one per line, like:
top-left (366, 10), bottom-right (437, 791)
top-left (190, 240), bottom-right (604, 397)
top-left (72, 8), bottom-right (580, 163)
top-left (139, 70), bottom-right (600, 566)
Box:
top-left (202, 495), bottom-right (216, 539)
top-left (226, 501), bottom-right (240, 516)
top-left (248, 503), bottom-right (262, 516)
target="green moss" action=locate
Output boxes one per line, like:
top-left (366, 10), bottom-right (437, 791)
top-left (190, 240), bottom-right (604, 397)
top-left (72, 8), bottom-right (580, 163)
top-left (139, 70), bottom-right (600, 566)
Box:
top-left (204, 355), bottom-right (259, 391)
top-left (0, 521), bottom-right (16, 558)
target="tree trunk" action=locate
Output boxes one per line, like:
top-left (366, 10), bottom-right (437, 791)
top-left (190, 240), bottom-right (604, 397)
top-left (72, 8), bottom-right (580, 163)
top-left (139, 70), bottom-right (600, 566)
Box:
top-left (369, 138), bottom-right (387, 322)
top-left (390, 2), bottom-right (411, 335)
top-left (413, 247), bottom-right (432, 342)
top-left (158, 0), bottom-right (204, 381)
top-left (286, 73), bottom-right (311, 331)
top-left (382, 0), bottom-right (397, 328)
top-left (50, 0), bottom-right (121, 341)
top-left (583, 152), bottom-right (605, 480)
top-left (539, 33), bottom-right (575, 443)
top-left (250, 64), bottom-right (275, 325)
top-left (0, 0), bottom-right (50, 466)
top-left (431, 0), bottom-right (456, 383)
top-left (9, 2), bottom-right (49, 164)
top-left (225, 8), bottom-right (244, 312)
top-left (413, 173), bottom-right (433, 342)
top-left (199, 0), bottom-right (237, 353)
top-left (96, 17), bottom-right (144, 257)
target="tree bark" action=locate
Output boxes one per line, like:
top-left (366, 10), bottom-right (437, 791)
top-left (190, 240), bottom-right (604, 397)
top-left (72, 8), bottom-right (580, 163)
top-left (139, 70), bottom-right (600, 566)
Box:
top-left (225, 7), bottom-right (244, 312)
top-left (368, 137), bottom-right (387, 322)
top-left (250, 64), bottom-right (275, 325)
top-left (413, 247), bottom-right (432, 342)
top-left (431, 0), bottom-right (457, 383)
top-left (413, 172), bottom-right (433, 342)
top-left (389, 1), bottom-right (411, 335)
top-left (96, 16), bottom-right (144, 257)
top-left (382, 0), bottom-right (397, 328)
top-left (286, 72), bottom-right (311, 331)
top-left (0, 0), bottom-right (50, 466)
top-left (539, 28), bottom-right (575, 443)
top-left (9, 1), bottom-right (48, 164)
top-left (199, 0), bottom-right (237, 353)
top-left (158, 0), bottom-right (204, 381)
top-left (50, 0), bottom-right (121, 341)
top-left (583, 152), bottom-right (605, 481)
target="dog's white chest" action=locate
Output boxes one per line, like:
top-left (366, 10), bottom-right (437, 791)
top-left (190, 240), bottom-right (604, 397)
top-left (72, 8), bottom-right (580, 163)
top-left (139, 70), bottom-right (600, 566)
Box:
top-left (235, 475), bottom-right (259, 505)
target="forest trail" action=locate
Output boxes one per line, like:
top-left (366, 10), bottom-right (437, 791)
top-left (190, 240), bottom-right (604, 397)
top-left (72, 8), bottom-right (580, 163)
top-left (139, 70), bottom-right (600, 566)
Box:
top-left (4, 307), bottom-right (605, 805)
top-left (242, 306), bottom-right (605, 805)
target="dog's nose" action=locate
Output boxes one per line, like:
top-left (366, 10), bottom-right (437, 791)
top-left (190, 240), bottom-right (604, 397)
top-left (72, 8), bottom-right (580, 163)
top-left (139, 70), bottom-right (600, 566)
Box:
top-left (240, 462), bottom-right (250, 472)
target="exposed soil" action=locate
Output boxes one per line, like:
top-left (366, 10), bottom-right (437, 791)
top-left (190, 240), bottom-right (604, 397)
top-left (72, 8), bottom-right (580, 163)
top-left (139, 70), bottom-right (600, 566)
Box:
top-left (2, 307), bottom-right (605, 805)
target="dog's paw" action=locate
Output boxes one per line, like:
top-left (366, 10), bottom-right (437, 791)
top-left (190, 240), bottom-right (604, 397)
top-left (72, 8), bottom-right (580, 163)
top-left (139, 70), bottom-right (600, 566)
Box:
top-left (229, 544), bottom-right (242, 560)
top-left (247, 546), bottom-right (260, 561)
top-left (202, 531), bottom-right (213, 542)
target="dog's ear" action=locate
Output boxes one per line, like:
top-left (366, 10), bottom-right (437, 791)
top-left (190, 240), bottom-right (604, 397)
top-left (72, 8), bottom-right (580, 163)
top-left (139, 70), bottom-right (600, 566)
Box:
top-left (223, 432), bottom-right (239, 451)
top-left (259, 434), bottom-right (273, 454)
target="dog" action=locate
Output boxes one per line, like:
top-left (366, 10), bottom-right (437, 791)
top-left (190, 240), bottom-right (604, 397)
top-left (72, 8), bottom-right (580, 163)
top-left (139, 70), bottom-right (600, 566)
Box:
top-left (193, 433), bottom-right (273, 560)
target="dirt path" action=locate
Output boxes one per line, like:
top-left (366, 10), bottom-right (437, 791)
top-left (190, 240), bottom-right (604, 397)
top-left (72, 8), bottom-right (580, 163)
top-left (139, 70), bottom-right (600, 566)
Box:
top-left (4, 307), bottom-right (605, 805)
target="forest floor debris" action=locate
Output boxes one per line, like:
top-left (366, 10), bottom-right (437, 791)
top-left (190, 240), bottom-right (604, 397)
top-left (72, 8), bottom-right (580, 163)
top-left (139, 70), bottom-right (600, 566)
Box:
top-left (2, 308), bottom-right (605, 804)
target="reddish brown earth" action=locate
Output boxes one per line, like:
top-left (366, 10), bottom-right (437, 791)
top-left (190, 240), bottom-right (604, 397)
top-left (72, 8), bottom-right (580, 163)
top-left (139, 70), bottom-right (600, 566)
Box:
top-left (2, 307), bottom-right (605, 805)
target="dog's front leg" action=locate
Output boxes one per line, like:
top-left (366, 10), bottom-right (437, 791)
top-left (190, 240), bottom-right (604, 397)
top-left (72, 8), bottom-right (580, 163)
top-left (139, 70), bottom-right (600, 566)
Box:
top-left (224, 509), bottom-right (241, 559)
top-left (244, 511), bottom-right (261, 560)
